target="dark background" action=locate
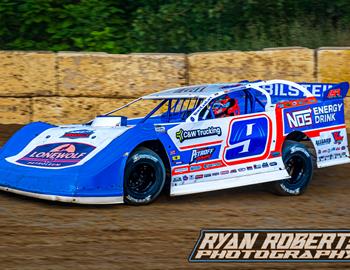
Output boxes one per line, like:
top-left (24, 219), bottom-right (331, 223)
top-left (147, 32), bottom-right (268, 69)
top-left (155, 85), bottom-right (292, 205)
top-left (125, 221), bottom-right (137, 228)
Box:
top-left (1, 0), bottom-right (350, 53)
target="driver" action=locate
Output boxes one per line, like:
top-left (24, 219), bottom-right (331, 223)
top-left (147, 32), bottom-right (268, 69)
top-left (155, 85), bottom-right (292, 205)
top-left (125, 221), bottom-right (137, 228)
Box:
top-left (212, 95), bottom-right (240, 118)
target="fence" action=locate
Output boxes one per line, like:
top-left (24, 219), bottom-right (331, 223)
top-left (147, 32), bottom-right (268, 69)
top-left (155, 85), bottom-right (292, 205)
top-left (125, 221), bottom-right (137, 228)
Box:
top-left (0, 47), bottom-right (349, 126)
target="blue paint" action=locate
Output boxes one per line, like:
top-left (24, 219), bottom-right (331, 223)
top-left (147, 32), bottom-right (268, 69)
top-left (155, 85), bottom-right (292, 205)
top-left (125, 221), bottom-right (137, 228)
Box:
top-left (225, 117), bottom-right (268, 161)
top-left (283, 100), bottom-right (345, 134)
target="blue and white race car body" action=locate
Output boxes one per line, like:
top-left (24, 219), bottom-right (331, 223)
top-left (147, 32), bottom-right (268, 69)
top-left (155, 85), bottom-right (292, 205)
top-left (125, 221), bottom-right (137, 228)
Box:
top-left (0, 79), bottom-right (349, 204)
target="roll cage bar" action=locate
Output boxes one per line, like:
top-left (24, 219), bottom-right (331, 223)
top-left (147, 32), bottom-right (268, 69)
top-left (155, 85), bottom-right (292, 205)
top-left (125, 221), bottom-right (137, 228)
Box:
top-left (102, 80), bottom-right (314, 124)
top-left (186, 80), bottom-right (314, 122)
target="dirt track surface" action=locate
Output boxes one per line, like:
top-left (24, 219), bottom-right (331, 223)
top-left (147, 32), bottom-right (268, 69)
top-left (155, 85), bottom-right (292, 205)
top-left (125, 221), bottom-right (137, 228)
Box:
top-left (0, 124), bottom-right (350, 270)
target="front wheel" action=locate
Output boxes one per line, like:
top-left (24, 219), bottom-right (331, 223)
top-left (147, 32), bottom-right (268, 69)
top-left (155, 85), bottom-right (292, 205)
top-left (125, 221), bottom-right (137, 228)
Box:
top-left (272, 140), bottom-right (313, 196)
top-left (124, 147), bottom-right (166, 205)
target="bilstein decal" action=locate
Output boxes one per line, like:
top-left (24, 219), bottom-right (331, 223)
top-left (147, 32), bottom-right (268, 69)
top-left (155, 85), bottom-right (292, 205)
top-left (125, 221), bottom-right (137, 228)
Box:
top-left (176, 126), bottom-right (222, 143)
top-left (16, 142), bottom-right (96, 168)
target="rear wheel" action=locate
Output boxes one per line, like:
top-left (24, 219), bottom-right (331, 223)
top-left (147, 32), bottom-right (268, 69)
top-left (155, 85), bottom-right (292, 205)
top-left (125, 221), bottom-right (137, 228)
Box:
top-left (272, 140), bottom-right (313, 195)
top-left (124, 147), bottom-right (166, 205)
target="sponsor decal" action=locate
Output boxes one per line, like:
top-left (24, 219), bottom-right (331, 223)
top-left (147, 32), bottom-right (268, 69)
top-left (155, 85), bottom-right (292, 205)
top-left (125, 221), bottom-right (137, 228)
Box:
top-left (16, 142), bottom-right (96, 168)
top-left (126, 194), bottom-right (151, 204)
top-left (173, 86), bottom-right (206, 94)
top-left (190, 165), bottom-right (201, 171)
top-left (173, 177), bottom-right (182, 182)
top-left (316, 138), bottom-right (331, 146)
top-left (190, 147), bottom-right (215, 164)
top-left (332, 131), bottom-right (344, 144)
top-left (313, 104), bottom-right (343, 124)
top-left (320, 147), bottom-right (336, 153)
top-left (220, 170), bottom-right (229, 175)
top-left (155, 126), bottom-right (166, 133)
top-left (262, 83), bottom-right (333, 98)
top-left (172, 155), bottom-right (181, 161)
top-left (176, 126), bottom-right (222, 143)
top-left (327, 88), bottom-right (341, 99)
top-left (204, 173), bottom-right (212, 178)
top-left (192, 98), bottom-right (212, 116)
top-left (286, 109), bottom-right (312, 128)
top-left (319, 151), bottom-right (347, 161)
top-left (189, 229), bottom-right (350, 262)
top-left (174, 167), bottom-right (188, 173)
top-left (61, 129), bottom-right (94, 139)
top-left (212, 172), bottom-right (219, 176)
top-left (183, 175), bottom-right (189, 181)
top-left (225, 161), bottom-right (280, 172)
top-left (284, 102), bottom-right (344, 133)
top-left (195, 174), bottom-right (204, 179)
top-left (203, 162), bottom-right (223, 169)
top-left (271, 151), bottom-right (281, 157)
top-left (279, 98), bottom-right (316, 109)
top-left (133, 154), bottom-right (158, 162)
top-left (281, 183), bottom-right (300, 195)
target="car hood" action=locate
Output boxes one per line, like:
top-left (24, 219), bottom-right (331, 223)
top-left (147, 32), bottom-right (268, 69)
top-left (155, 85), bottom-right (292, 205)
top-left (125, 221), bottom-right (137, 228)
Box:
top-left (5, 125), bottom-right (130, 169)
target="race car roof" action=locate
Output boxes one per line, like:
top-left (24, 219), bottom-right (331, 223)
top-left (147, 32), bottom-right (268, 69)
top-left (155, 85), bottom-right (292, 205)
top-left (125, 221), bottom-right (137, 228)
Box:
top-left (142, 83), bottom-right (244, 99)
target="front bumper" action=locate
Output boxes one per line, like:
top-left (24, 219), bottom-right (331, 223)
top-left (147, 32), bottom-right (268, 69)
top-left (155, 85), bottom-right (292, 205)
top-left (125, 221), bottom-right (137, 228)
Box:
top-left (0, 158), bottom-right (125, 204)
top-left (0, 121), bottom-right (130, 204)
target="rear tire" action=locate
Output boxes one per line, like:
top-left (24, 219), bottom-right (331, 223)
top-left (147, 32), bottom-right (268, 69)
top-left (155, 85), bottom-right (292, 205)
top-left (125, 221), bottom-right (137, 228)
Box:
top-left (124, 147), bottom-right (166, 205)
top-left (272, 140), bottom-right (313, 196)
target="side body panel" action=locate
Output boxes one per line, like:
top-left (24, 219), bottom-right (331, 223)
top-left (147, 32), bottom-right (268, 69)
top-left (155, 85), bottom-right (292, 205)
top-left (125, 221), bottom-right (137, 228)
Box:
top-left (280, 98), bottom-right (350, 168)
top-left (156, 111), bottom-right (289, 196)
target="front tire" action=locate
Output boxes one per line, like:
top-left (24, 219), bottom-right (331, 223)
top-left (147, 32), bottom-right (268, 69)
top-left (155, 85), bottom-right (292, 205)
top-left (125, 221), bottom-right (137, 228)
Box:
top-left (124, 147), bottom-right (166, 205)
top-left (272, 140), bottom-right (313, 196)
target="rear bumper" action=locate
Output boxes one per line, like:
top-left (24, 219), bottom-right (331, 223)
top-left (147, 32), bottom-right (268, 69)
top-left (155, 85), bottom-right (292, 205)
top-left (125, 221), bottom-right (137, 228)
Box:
top-left (0, 185), bottom-right (124, 204)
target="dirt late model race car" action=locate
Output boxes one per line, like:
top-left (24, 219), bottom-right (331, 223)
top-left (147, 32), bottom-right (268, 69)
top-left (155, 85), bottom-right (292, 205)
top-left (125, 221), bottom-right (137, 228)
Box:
top-left (0, 79), bottom-right (349, 205)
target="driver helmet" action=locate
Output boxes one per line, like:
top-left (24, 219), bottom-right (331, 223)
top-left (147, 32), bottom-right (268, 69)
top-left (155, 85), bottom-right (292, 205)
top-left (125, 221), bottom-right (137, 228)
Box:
top-left (212, 95), bottom-right (240, 117)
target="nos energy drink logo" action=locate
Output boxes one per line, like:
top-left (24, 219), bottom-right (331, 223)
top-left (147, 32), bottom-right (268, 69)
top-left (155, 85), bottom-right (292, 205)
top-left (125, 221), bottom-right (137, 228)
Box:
top-left (17, 142), bottom-right (96, 168)
top-left (283, 102), bottom-right (344, 134)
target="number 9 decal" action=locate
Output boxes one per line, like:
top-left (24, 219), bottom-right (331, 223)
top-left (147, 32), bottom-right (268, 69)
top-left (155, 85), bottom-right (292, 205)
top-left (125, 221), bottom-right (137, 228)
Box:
top-left (224, 115), bottom-right (272, 165)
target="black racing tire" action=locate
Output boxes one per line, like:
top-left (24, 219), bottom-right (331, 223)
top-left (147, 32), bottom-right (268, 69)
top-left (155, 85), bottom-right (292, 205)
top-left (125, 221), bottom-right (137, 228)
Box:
top-left (124, 147), bottom-right (166, 205)
top-left (272, 140), bottom-right (313, 196)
